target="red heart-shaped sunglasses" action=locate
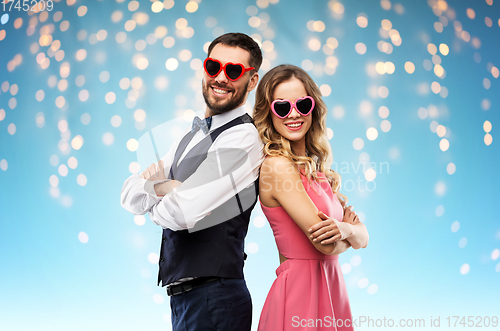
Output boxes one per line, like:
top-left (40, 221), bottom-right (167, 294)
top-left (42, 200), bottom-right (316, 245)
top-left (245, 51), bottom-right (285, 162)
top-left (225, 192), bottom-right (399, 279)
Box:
top-left (203, 58), bottom-right (255, 81)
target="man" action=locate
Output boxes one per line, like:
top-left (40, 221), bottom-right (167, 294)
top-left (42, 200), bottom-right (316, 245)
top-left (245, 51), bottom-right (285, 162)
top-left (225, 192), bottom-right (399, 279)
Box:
top-left (121, 33), bottom-right (263, 331)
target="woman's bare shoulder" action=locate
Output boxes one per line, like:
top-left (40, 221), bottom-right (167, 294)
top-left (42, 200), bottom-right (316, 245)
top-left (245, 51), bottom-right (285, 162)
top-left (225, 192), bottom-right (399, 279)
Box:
top-left (260, 155), bottom-right (296, 176)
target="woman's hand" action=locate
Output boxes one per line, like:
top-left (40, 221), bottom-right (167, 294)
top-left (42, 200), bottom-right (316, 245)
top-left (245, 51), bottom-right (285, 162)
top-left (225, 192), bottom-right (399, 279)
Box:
top-left (343, 205), bottom-right (360, 224)
top-left (339, 199), bottom-right (360, 225)
top-left (336, 200), bottom-right (369, 249)
top-left (308, 211), bottom-right (353, 244)
top-left (308, 200), bottom-right (362, 244)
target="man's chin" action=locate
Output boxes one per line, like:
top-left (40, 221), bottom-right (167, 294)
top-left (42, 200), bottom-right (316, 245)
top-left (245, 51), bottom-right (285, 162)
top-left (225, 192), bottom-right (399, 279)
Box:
top-left (203, 83), bottom-right (248, 115)
top-left (205, 94), bottom-right (234, 114)
top-left (208, 102), bottom-right (233, 115)
top-left (209, 94), bottom-right (230, 104)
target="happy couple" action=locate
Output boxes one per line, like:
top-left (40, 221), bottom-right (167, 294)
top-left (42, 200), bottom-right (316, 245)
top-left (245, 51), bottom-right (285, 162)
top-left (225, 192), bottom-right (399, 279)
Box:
top-left (121, 32), bottom-right (368, 331)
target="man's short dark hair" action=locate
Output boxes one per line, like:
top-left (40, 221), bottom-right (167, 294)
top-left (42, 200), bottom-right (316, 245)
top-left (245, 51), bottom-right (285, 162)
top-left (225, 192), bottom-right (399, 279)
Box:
top-left (207, 32), bottom-right (263, 73)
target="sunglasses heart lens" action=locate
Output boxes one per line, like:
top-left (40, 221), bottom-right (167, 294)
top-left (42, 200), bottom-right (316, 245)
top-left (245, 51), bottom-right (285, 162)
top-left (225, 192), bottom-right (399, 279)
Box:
top-left (205, 59), bottom-right (221, 76)
top-left (273, 101), bottom-right (292, 117)
top-left (296, 98), bottom-right (313, 115)
top-left (225, 64), bottom-right (244, 80)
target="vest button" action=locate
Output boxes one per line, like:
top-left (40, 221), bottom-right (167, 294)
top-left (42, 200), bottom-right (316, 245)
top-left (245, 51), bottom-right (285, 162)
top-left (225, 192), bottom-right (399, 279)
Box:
top-left (160, 257), bottom-right (165, 262)
top-left (162, 236), bottom-right (166, 242)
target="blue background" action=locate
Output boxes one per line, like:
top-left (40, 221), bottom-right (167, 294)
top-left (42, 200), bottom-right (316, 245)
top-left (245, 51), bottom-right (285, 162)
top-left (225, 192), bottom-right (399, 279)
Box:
top-left (1, 0), bottom-right (499, 330)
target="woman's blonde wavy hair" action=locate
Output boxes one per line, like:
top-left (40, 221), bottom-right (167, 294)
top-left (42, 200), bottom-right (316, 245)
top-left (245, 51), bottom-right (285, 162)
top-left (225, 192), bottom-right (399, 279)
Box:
top-left (253, 64), bottom-right (348, 205)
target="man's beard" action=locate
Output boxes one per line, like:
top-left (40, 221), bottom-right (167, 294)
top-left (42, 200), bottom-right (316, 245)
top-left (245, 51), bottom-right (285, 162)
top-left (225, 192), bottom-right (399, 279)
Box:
top-left (202, 80), bottom-right (249, 115)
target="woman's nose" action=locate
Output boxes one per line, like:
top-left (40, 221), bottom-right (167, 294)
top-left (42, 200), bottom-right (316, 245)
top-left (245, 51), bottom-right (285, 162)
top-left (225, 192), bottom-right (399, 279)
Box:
top-left (288, 106), bottom-right (301, 118)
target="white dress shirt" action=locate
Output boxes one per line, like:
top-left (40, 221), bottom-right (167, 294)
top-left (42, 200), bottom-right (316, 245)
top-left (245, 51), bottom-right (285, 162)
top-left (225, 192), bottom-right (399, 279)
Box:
top-left (120, 105), bottom-right (264, 231)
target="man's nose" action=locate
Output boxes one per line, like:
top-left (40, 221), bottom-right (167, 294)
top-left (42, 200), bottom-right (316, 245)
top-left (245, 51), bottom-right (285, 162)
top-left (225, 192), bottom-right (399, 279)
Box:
top-left (215, 68), bottom-right (229, 83)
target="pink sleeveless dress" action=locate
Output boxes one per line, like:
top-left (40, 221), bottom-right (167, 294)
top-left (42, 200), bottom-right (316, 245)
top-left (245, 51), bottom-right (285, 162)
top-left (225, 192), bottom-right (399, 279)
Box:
top-left (257, 171), bottom-right (354, 331)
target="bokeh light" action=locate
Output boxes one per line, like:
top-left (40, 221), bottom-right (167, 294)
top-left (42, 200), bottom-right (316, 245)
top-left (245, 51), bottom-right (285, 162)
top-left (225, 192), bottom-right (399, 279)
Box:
top-left (0, 1), bottom-right (499, 328)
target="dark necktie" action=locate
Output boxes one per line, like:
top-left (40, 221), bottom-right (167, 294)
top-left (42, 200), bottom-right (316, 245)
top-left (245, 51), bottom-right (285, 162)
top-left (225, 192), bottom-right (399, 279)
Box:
top-left (191, 116), bottom-right (212, 134)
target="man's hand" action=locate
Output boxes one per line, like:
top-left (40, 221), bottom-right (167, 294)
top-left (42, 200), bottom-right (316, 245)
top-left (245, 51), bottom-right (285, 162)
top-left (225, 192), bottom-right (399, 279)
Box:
top-left (154, 180), bottom-right (182, 197)
top-left (140, 160), bottom-right (166, 181)
top-left (139, 160), bottom-right (182, 197)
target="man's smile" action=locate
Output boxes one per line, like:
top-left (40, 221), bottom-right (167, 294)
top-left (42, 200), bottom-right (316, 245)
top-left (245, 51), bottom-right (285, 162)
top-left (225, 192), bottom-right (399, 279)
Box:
top-left (211, 86), bottom-right (232, 98)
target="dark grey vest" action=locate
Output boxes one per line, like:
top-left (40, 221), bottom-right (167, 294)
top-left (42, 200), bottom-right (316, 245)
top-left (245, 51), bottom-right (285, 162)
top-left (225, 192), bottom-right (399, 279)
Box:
top-left (157, 113), bottom-right (259, 286)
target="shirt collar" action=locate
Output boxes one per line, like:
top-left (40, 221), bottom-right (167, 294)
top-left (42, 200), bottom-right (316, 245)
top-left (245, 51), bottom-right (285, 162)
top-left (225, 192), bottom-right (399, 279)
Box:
top-left (199, 105), bottom-right (246, 132)
top-left (206, 105), bottom-right (248, 132)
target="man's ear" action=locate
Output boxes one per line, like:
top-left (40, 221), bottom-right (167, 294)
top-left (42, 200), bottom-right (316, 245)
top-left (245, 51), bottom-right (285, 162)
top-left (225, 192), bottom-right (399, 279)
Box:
top-left (247, 72), bottom-right (259, 93)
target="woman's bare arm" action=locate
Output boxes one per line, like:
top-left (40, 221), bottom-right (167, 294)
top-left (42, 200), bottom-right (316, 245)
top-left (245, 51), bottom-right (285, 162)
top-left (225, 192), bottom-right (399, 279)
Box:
top-left (260, 156), bottom-right (341, 255)
top-left (330, 239), bottom-right (352, 255)
top-left (344, 222), bottom-right (369, 249)
top-left (279, 239), bottom-right (352, 264)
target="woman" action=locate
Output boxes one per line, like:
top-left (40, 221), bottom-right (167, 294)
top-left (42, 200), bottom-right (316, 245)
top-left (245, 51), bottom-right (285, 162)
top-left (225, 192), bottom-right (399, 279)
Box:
top-left (253, 64), bottom-right (369, 331)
